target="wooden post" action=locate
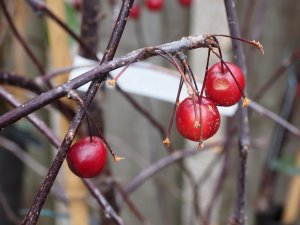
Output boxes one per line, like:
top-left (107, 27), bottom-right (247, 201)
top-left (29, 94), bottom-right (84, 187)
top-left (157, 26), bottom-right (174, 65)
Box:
top-left (45, 1), bottom-right (89, 225)
top-left (282, 149), bottom-right (300, 224)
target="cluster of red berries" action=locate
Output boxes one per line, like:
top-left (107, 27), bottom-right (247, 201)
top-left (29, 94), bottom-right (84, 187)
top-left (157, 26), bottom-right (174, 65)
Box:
top-left (129, 0), bottom-right (192, 20)
top-left (66, 62), bottom-right (246, 178)
top-left (175, 62), bottom-right (246, 143)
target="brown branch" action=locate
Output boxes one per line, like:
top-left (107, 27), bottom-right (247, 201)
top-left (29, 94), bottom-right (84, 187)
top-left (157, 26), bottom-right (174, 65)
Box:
top-left (248, 100), bottom-right (300, 138)
top-left (253, 47), bottom-right (300, 101)
top-left (205, 118), bottom-right (234, 224)
top-left (0, 87), bottom-right (61, 146)
top-left (78, 1), bottom-right (121, 223)
top-left (0, 71), bottom-right (44, 94)
top-left (82, 179), bottom-right (125, 225)
top-left (224, 1), bottom-right (250, 225)
top-left (20, 0), bottom-right (135, 223)
top-left (114, 83), bottom-right (165, 137)
top-left (0, 34), bottom-right (216, 129)
top-left (114, 181), bottom-right (150, 225)
top-left (124, 141), bottom-right (222, 195)
top-left (26, 0), bottom-right (99, 61)
top-left (0, 71), bottom-right (75, 120)
top-left (0, 135), bottom-right (68, 204)
top-left (0, 0), bottom-right (45, 74)
top-left (78, 0), bottom-right (101, 59)
top-left (37, 65), bottom-right (93, 83)
top-left (26, 0), bottom-right (166, 151)
top-left (0, 87), bottom-right (124, 224)
top-left (28, 0), bottom-right (164, 145)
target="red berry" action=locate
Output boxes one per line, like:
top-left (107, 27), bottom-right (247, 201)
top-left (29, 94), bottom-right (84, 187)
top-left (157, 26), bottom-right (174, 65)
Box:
top-left (204, 62), bottom-right (245, 106)
top-left (129, 4), bottom-right (141, 19)
top-left (67, 136), bottom-right (107, 178)
top-left (71, 0), bottom-right (81, 11)
top-left (146, 0), bottom-right (164, 11)
top-left (176, 96), bottom-right (220, 142)
top-left (179, 0), bottom-right (192, 7)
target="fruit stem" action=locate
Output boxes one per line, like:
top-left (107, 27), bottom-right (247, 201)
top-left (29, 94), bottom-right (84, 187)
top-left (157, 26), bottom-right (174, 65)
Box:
top-left (210, 36), bottom-right (225, 73)
top-left (209, 48), bottom-right (246, 100)
top-left (199, 49), bottom-right (212, 98)
top-left (157, 49), bottom-right (197, 96)
top-left (67, 90), bottom-right (123, 161)
top-left (86, 116), bottom-right (93, 143)
top-left (211, 34), bottom-right (264, 54)
top-left (107, 54), bottom-right (140, 86)
top-left (164, 77), bottom-right (184, 147)
top-left (177, 52), bottom-right (199, 93)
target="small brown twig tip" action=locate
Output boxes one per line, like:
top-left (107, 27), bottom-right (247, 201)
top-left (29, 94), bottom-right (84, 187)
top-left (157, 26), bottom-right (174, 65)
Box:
top-left (242, 97), bottom-right (250, 107)
top-left (113, 155), bottom-right (125, 162)
top-left (107, 79), bottom-right (116, 87)
top-left (251, 40), bottom-right (264, 54)
top-left (198, 141), bottom-right (205, 149)
top-left (163, 137), bottom-right (171, 147)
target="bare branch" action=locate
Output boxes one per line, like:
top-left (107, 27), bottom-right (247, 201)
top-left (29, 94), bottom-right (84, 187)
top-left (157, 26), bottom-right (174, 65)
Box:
top-left (248, 100), bottom-right (300, 138)
top-left (20, 0), bottom-right (135, 223)
top-left (124, 141), bottom-right (222, 195)
top-left (224, 0), bottom-right (249, 224)
top-left (0, 0), bottom-right (45, 74)
top-left (0, 34), bottom-right (216, 129)
top-left (0, 88), bottom-right (123, 224)
top-left (25, 0), bottom-right (99, 61)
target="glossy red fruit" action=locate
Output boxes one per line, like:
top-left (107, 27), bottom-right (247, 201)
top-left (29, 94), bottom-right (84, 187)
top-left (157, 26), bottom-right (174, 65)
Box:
top-left (129, 4), bottom-right (141, 19)
top-left (179, 0), bottom-right (192, 7)
top-left (146, 0), bottom-right (164, 11)
top-left (204, 62), bottom-right (245, 106)
top-left (67, 136), bottom-right (107, 178)
top-left (176, 96), bottom-right (220, 142)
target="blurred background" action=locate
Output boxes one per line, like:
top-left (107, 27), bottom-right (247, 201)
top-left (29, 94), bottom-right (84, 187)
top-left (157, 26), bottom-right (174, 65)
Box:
top-left (1, 0), bottom-right (300, 225)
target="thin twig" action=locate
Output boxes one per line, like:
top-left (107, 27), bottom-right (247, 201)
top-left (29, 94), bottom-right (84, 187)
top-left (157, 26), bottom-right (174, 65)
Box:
top-left (205, 118), bottom-right (234, 224)
top-left (0, 71), bottom-right (74, 120)
top-left (0, 136), bottom-right (68, 204)
top-left (248, 100), bottom-right (300, 138)
top-left (0, 87), bottom-right (60, 146)
top-left (0, 71), bottom-right (44, 94)
top-left (25, 0), bottom-right (99, 61)
top-left (0, 34), bottom-right (217, 129)
top-left (124, 141), bottom-right (222, 195)
top-left (253, 47), bottom-right (300, 101)
top-left (0, 87), bottom-right (123, 224)
top-left (224, 1), bottom-right (250, 225)
top-left (20, 0), bottom-right (134, 223)
top-left (78, 0), bottom-right (101, 59)
top-left (27, 0), bottom-right (166, 148)
top-left (82, 179), bottom-right (125, 225)
top-left (0, 0), bottom-right (45, 74)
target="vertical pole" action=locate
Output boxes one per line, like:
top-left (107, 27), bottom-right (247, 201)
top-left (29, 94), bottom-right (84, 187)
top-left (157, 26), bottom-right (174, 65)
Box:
top-left (45, 1), bottom-right (89, 225)
top-left (282, 149), bottom-right (300, 224)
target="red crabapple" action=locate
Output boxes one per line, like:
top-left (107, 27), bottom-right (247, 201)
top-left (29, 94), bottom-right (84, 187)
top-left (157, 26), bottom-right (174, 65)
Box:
top-left (67, 136), bottom-right (107, 178)
top-left (146, 0), bottom-right (164, 11)
top-left (204, 62), bottom-right (245, 106)
top-left (179, 0), bottom-right (192, 7)
top-left (176, 96), bottom-right (220, 142)
top-left (129, 4), bottom-right (141, 19)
